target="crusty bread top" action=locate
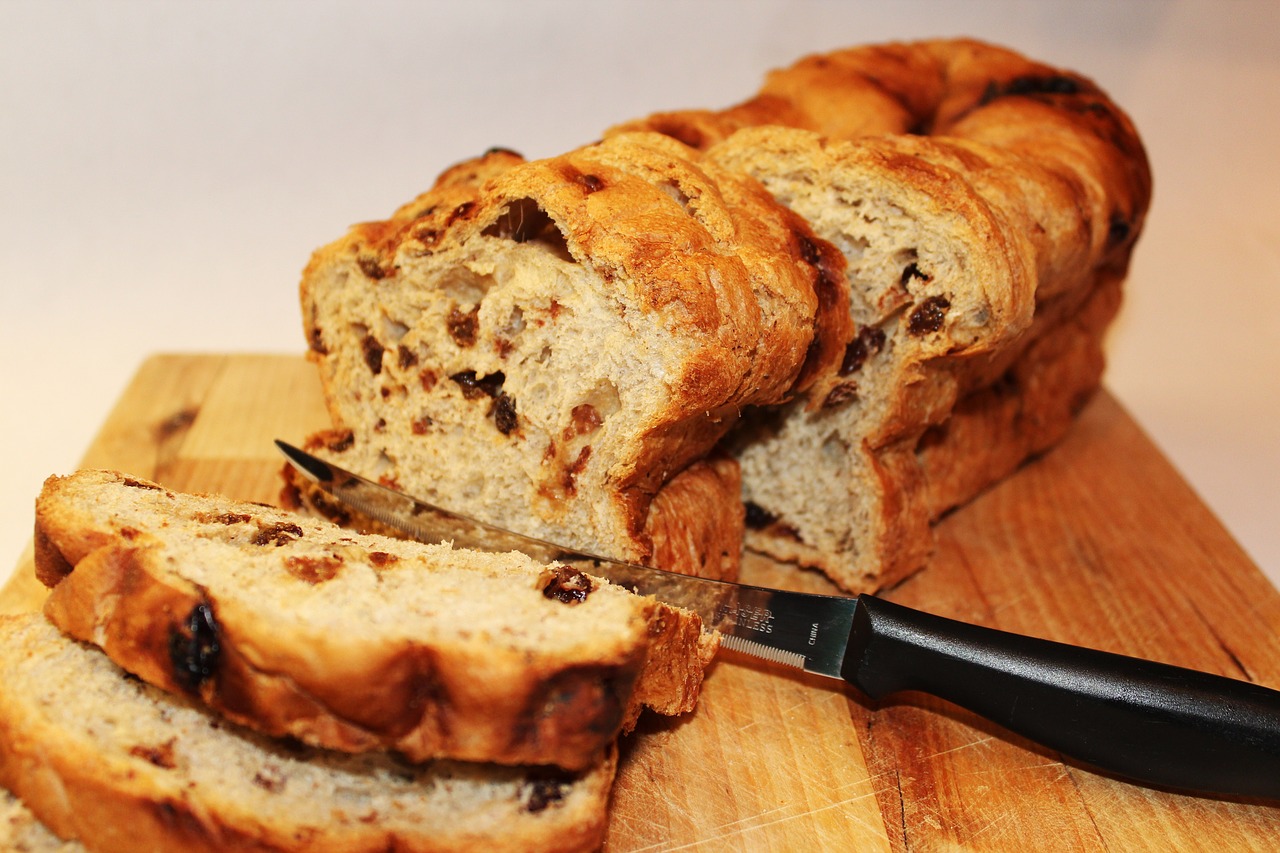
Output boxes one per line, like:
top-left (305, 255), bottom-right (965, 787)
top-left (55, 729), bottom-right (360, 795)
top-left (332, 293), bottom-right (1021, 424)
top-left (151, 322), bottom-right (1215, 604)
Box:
top-left (0, 613), bottom-right (614, 853)
top-left (611, 38), bottom-right (1150, 270)
top-left (35, 469), bottom-right (717, 771)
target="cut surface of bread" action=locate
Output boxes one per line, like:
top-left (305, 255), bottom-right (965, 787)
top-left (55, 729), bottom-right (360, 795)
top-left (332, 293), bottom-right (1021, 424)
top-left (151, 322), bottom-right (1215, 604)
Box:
top-left (299, 132), bottom-right (850, 577)
top-left (705, 127), bottom-right (1106, 589)
top-left (0, 613), bottom-right (613, 853)
top-left (35, 469), bottom-right (717, 771)
top-left (613, 38), bottom-right (1151, 591)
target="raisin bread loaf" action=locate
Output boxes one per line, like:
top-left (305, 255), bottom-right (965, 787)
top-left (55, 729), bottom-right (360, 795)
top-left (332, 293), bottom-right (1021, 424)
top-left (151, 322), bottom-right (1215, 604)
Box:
top-left (298, 131), bottom-right (850, 579)
top-left (0, 613), bottom-right (613, 853)
top-left (613, 39), bottom-right (1151, 590)
top-left (35, 469), bottom-right (717, 772)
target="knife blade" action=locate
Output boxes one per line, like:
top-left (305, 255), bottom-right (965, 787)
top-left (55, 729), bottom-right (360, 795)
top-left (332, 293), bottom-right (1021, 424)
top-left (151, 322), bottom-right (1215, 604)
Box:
top-left (277, 439), bottom-right (1280, 800)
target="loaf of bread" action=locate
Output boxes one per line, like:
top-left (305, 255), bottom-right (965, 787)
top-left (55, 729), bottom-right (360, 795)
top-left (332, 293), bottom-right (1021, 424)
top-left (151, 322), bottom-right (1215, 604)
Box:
top-left (298, 132), bottom-right (851, 580)
top-left (0, 613), bottom-right (614, 853)
top-left (34, 469), bottom-right (717, 771)
top-left (613, 38), bottom-right (1151, 590)
top-left (297, 39), bottom-right (1149, 593)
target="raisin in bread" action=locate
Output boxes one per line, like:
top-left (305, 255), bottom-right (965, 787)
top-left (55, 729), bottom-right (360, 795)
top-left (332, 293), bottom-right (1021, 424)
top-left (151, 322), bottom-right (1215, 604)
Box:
top-left (298, 131), bottom-right (851, 579)
top-left (613, 39), bottom-right (1151, 590)
top-left (0, 613), bottom-right (613, 853)
top-left (35, 469), bottom-right (717, 772)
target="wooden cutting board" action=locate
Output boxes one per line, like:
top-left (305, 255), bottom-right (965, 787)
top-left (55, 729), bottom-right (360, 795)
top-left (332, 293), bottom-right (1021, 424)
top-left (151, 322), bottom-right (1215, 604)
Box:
top-left (5, 353), bottom-right (1279, 850)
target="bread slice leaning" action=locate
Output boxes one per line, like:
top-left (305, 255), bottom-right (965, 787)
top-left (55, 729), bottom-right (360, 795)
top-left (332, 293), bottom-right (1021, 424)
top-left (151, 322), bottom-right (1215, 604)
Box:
top-left (0, 613), bottom-right (613, 853)
top-left (34, 469), bottom-right (717, 772)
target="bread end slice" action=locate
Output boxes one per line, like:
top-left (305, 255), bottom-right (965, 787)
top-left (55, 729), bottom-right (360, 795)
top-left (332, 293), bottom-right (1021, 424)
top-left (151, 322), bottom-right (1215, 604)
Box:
top-left (0, 613), bottom-right (614, 853)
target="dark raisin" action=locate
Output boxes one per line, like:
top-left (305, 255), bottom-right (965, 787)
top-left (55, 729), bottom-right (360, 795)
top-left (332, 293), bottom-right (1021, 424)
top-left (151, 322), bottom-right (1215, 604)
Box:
top-left (492, 392), bottom-right (518, 434)
top-left (823, 382), bottom-right (858, 408)
top-left (579, 173), bottom-right (604, 193)
top-left (368, 551), bottom-right (399, 568)
top-left (356, 254), bottom-right (389, 280)
top-left (542, 565), bottom-right (593, 605)
top-left (450, 370), bottom-right (483, 399)
top-left (484, 146), bottom-right (523, 158)
top-left (447, 306), bottom-right (479, 348)
top-left (419, 369), bottom-right (438, 391)
top-left (397, 345), bottom-right (418, 369)
top-left (214, 513), bottom-right (251, 525)
top-left (907, 296), bottom-right (951, 335)
top-left (525, 777), bottom-right (569, 813)
top-left (168, 603), bottom-right (221, 693)
top-left (361, 334), bottom-right (384, 375)
top-left (253, 522), bottom-right (303, 547)
top-left (900, 263), bottom-right (931, 287)
top-left (743, 501), bottom-right (777, 530)
top-left (411, 415), bottom-right (433, 435)
top-left (839, 327), bottom-right (886, 375)
top-left (1107, 215), bottom-right (1131, 247)
top-left (129, 740), bottom-right (177, 769)
top-left (252, 766), bottom-right (286, 793)
top-left (979, 74), bottom-right (1082, 106)
top-left (450, 370), bottom-right (505, 400)
top-left (325, 431), bottom-right (355, 453)
top-left (308, 325), bottom-right (328, 355)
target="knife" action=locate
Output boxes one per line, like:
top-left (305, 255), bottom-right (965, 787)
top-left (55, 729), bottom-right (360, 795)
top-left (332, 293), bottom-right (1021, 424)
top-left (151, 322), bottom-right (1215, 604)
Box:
top-left (277, 439), bottom-right (1280, 800)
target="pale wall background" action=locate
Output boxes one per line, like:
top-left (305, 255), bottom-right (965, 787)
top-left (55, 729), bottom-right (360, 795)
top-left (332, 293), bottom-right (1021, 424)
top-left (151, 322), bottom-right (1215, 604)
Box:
top-left (2, 1), bottom-right (1277, 585)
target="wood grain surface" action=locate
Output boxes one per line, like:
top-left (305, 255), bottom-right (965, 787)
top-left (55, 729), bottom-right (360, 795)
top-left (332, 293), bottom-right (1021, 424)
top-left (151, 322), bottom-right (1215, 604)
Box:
top-left (4, 353), bottom-right (1279, 850)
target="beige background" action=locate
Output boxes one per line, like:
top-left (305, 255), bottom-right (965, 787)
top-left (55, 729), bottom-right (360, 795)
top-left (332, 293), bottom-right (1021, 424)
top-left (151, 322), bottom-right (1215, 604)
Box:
top-left (2, 1), bottom-right (1276, 586)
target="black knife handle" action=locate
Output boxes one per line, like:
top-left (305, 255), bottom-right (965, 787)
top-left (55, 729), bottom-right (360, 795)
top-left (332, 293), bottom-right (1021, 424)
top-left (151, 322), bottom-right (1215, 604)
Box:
top-left (842, 595), bottom-right (1280, 799)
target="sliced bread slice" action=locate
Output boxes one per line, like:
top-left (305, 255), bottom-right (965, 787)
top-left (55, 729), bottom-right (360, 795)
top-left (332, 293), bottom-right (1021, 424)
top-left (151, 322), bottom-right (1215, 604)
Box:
top-left (35, 469), bottom-right (717, 771)
top-left (0, 613), bottom-right (613, 853)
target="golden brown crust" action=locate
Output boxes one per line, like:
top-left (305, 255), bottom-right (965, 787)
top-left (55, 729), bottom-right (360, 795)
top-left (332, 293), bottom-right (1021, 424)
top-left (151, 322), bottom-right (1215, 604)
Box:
top-left (632, 38), bottom-right (1149, 590)
top-left (644, 455), bottom-right (743, 582)
top-left (916, 270), bottom-right (1124, 519)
